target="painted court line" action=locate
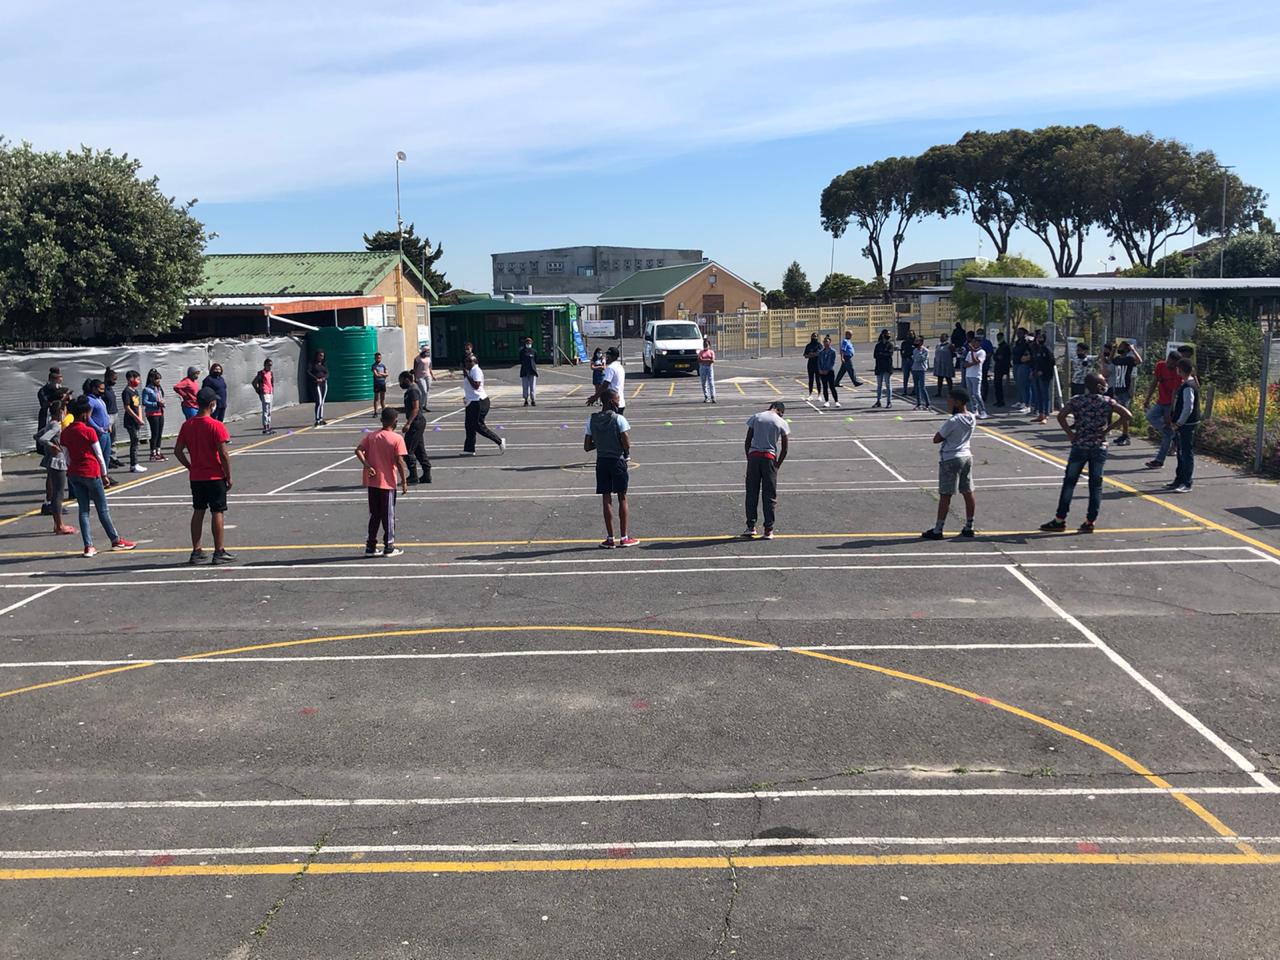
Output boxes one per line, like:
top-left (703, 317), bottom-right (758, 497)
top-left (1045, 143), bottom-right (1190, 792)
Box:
top-left (0, 586), bottom-right (61, 616)
top-left (1007, 565), bottom-right (1280, 793)
top-left (853, 438), bottom-right (907, 482)
top-left (265, 454), bottom-right (356, 495)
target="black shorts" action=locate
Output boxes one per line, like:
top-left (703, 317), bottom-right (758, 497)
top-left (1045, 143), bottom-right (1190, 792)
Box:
top-left (190, 479), bottom-right (228, 513)
top-left (373, 382), bottom-right (387, 395)
top-left (595, 457), bottom-right (629, 495)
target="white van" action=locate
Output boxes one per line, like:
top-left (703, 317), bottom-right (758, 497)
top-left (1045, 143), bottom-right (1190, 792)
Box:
top-left (642, 320), bottom-right (704, 375)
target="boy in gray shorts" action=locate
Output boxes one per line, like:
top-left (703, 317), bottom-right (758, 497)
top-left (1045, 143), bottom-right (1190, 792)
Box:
top-left (923, 385), bottom-right (977, 540)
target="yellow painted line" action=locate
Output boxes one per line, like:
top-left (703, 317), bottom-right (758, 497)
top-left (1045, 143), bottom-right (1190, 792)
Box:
top-left (734, 382), bottom-right (746, 395)
top-left (765, 379), bottom-right (782, 395)
top-left (6, 851), bottom-right (1280, 881)
top-left (563, 385), bottom-right (583, 397)
top-left (667, 381), bottom-right (674, 397)
top-left (977, 425), bottom-right (1280, 561)
top-left (632, 382), bottom-right (646, 399)
top-left (0, 663), bottom-right (153, 701)
top-left (0, 528), bottom-right (1205, 559)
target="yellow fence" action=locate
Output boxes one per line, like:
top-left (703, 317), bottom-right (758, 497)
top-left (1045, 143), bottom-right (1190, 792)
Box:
top-left (705, 304), bottom-right (899, 357)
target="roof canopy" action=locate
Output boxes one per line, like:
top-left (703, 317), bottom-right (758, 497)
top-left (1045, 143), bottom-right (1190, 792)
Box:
top-left (963, 276), bottom-right (1280, 301)
top-left (599, 262), bottom-right (712, 302)
top-left (197, 252), bottom-right (436, 299)
top-left (432, 297), bottom-right (549, 314)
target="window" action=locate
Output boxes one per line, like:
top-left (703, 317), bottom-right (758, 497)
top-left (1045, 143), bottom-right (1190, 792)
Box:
top-left (496, 263), bottom-right (505, 273)
top-left (656, 259), bottom-right (664, 267)
top-left (507, 263), bottom-right (516, 273)
top-left (547, 260), bottom-right (564, 273)
top-left (385, 303), bottom-right (398, 326)
top-left (623, 260), bottom-right (631, 270)
top-left (612, 260), bottom-right (620, 271)
top-left (416, 304), bottom-right (427, 324)
top-left (577, 265), bottom-right (594, 277)
top-left (529, 261), bottom-right (539, 274)
top-left (646, 259), bottom-right (654, 269)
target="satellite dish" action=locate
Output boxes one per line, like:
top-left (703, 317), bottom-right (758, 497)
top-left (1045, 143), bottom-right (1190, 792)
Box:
top-left (395, 151), bottom-right (407, 162)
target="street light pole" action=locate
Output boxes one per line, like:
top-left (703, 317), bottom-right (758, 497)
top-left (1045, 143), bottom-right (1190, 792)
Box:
top-left (1220, 165), bottom-right (1234, 279)
top-left (395, 150), bottom-right (407, 330)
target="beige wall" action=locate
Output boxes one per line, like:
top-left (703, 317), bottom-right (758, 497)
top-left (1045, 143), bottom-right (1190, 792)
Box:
top-left (663, 268), bottom-right (762, 318)
top-left (370, 267), bottom-right (431, 369)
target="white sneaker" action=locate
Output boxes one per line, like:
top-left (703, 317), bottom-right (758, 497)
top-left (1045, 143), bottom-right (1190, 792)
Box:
top-left (1171, 484), bottom-right (1191, 493)
top-left (130, 464), bottom-right (148, 473)
top-left (977, 412), bottom-right (989, 419)
top-left (499, 438), bottom-right (507, 454)
top-left (822, 400), bottom-right (830, 408)
top-left (834, 402), bottom-right (841, 408)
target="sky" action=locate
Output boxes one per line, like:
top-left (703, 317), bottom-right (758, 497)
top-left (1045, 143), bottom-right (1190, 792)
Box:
top-left (5, 0), bottom-right (1280, 293)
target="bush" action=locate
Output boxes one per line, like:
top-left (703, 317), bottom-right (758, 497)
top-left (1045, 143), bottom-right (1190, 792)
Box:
top-left (1195, 316), bottom-right (1262, 392)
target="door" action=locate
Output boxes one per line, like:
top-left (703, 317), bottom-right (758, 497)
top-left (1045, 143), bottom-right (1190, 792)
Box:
top-left (702, 294), bottom-right (725, 315)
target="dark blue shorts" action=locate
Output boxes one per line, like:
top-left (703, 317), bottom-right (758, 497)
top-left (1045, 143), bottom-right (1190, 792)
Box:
top-left (595, 457), bottom-right (628, 495)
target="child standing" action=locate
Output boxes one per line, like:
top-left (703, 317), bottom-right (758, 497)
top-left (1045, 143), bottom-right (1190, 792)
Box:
top-left (120, 370), bottom-right (147, 473)
top-left (371, 352), bottom-right (388, 417)
top-left (911, 338), bottom-right (930, 410)
top-left (142, 368), bottom-right (166, 461)
top-left (61, 397), bottom-right (136, 557)
top-left (355, 407), bottom-right (409, 557)
top-left (252, 359), bottom-right (275, 434)
top-left (922, 386), bottom-right (977, 540)
top-left (585, 389), bottom-right (636, 548)
top-left (37, 399), bottom-right (77, 535)
top-left (698, 337), bottom-right (717, 403)
top-left (932, 333), bottom-right (954, 398)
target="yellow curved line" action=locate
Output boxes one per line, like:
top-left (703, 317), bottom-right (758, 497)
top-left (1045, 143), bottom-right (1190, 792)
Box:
top-left (0, 625), bottom-right (1247, 847)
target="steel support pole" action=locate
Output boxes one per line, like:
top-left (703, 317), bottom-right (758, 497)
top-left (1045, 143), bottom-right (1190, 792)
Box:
top-left (1257, 300), bottom-right (1274, 474)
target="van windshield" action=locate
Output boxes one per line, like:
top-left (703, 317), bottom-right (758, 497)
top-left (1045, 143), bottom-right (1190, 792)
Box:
top-left (655, 323), bottom-right (701, 340)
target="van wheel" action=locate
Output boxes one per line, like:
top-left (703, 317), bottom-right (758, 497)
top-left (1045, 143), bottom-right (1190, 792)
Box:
top-left (643, 357), bottom-right (651, 374)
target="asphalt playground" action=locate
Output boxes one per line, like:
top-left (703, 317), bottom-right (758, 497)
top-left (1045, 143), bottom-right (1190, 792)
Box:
top-left (2, 349), bottom-right (1280, 959)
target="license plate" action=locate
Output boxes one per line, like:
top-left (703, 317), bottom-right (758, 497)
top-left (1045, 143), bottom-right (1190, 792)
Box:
top-left (673, 363), bottom-right (691, 369)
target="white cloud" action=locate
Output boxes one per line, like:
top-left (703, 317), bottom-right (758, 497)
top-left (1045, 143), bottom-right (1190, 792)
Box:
top-left (3, 0), bottom-right (1279, 202)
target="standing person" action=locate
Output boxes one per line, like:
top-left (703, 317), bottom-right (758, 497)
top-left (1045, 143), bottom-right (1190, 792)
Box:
top-left (932, 333), bottom-right (954, 398)
top-left (802, 333), bottom-right (822, 399)
top-left (397, 370), bottom-right (432, 483)
top-left (309, 350), bottom-right (329, 425)
top-left (911, 337), bottom-right (931, 410)
top-left (142, 369), bottom-right (166, 461)
top-left (977, 328), bottom-right (995, 401)
top-left (817, 335), bottom-right (840, 408)
top-left (922, 386), bottom-right (977, 540)
top-left (462, 354), bottom-right (506, 456)
top-left (519, 336), bottom-right (539, 407)
top-left (1011, 328), bottom-right (1034, 412)
top-left (370, 352), bottom-right (388, 417)
top-left (356, 406), bottom-right (409, 557)
top-left (252, 359), bottom-right (275, 434)
top-left (742, 400), bottom-right (789, 540)
top-left (1040, 372), bottom-right (1131, 532)
top-left (60, 397), bottom-right (136, 557)
top-left (174, 367), bottom-right (201, 420)
top-left (950, 321), bottom-right (967, 352)
top-left (37, 367), bottom-right (63, 432)
top-left (120, 370), bottom-right (147, 474)
top-left (1142, 349), bottom-right (1183, 470)
top-left (1108, 341), bottom-right (1140, 446)
top-left (202, 363), bottom-right (228, 422)
top-left (587, 346), bottom-right (628, 416)
top-left (1167, 359), bottom-right (1200, 493)
top-left (102, 368), bottom-right (122, 468)
top-left (584, 389), bottom-right (637, 548)
top-left (37, 399), bottom-right (77, 535)
top-left (993, 332), bottom-right (1011, 408)
top-left (698, 337), bottom-right (717, 403)
top-left (1069, 342), bottom-right (1093, 397)
top-left (900, 329), bottom-right (915, 394)
top-left (412, 346), bottom-right (435, 413)
top-left (174, 388), bottom-right (235, 565)
top-left (872, 330), bottom-right (895, 408)
top-left (834, 330), bottom-right (863, 387)
top-left (590, 347), bottom-right (607, 389)
top-left (962, 333), bottom-right (989, 419)
top-left (85, 380), bottom-right (114, 486)
top-left (1030, 331), bottom-right (1055, 423)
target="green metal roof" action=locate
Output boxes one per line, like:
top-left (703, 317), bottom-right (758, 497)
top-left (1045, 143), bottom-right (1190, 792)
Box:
top-left (432, 297), bottom-right (549, 314)
top-left (197, 252), bottom-right (436, 299)
top-left (598, 261), bottom-right (710, 302)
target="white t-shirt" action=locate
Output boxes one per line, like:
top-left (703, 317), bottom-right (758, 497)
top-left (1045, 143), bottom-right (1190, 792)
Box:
top-left (937, 411), bottom-right (976, 461)
top-left (463, 365), bottom-right (487, 402)
top-left (602, 360), bottom-right (626, 405)
top-left (964, 348), bottom-right (986, 379)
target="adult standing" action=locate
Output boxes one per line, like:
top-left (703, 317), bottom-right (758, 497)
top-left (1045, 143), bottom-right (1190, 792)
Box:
top-left (584, 389), bottom-right (636, 548)
top-left (587, 346), bottom-right (627, 416)
top-left (252, 359), bottom-right (275, 434)
top-left (37, 367), bottom-right (63, 432)
top-left (590, 348), bottom-right (607, 389)
top-left (911, 337), bottom-right (931, 410)
top-left (1142, 349), bottom-right (1183, 471)
top-left (698, 337), bottom-right (717, 403)
top-left (356, 406), bottom-right (409, 557)
top-left (1069, 342), bottom-right (1093, 397)
top-left (742, 400), bottom-right (789, 540)
top-left (1011, 328), bottom-right (1033, 412)
top-left (519, 336), bottom-right (539, 407)
top-left (202, 363), bottom-right (228, 422)
top-left (142, 369), bottom-right (167, 461)
top-left (412, 345), bottom-right (435, 413)
top-left (371, 352), bottom-right (388, 417)
top-left (950, 321), bottom-right (967, 352)
top-left (872, 330), bottom-right (895, 408)
top-left (1108, 341), bottom-right (1140, 446)
top-left (977, 328), bottom-right (995, 401)
top-left (398, 370), bottom-right (432, 483)
top-left (932, 334), bottom-right (954, 398)
top-left (103, 368), bottom-right (122, 468)
top-left (817, 336), bottom-right (840, 408)
top-left (900, 329), bottom-right (915, 395)
top-left (462, 354), bottom-right (506, 456)
top-left (60, 397), bottom-right (135, 557)
top-left (993, 332), bottom-right (1011, 408)
top-left (1040, 373), bottom-right (1131, 533)
top-left (174, 388), bottom-right (235, 565)
top-left (1030, 331), bottom-right (1055, 423)
top-left (962, 333), bottom-right (989, 419)
top-left (120, 370), bottom-right (147, 474)
top-left (803, 333), bottom-right (822, 399)
top-left (86, 380), bottom-right (114, 486)
top-left (174, 367), bottom-right (201, 420)
top-left (1167, 360), bottom-right (1200, 493)
top-left (834, 330), bottom-right (863, 388)
top-left (309, 351), bottom-right (329, 426)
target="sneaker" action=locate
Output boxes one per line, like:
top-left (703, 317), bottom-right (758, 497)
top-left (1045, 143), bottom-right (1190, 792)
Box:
top-left (1170, 484), bottom-right (1192, 493)
top-left (461, 451), bottom-right (476, 457)
top-left (1039, 518), bottom-right (1067, 532)
top-left (109, 458), bottom-right (123, 469)
top-left (599, 537), bottom-right (616, 549)
top-left (761, 529), bottom-right (775, 541)
top-left (39, 503), bottom-right (52, 516)
top-left (523, 400), bottom-right (529, 407)
top-left (531, 401), bottom-right (537, 407)
top-left (921, 529), bottom-right (944, 540)
top-left (111, 538), bottom-right (136, 551)
top-left (498, 438), bottom-right (507, 454)
top-left (834, 402), bottom-right (842, 408)
top-left (958, 527), bottom-right (976, 538)
top-left (383, 547), bottom-right (404, 558)
top-left (872, 402), bottom-right (881, 409)
top-left (365, 546), bottom-right (379, 557)
top-left (977, 412), bottom-right (989, 420)
top-left (130, 464), bottom-right (147, 473)
top-left (617, 536), bottom-right (640, 548)
top-left (1078, 521), bottom-right (1095, 533)
top-left (1114, 436), bottom-right (1131, 446)
top-left (420, 471), bottom-right (432, 484)
top-left (82, 545), bottom-right (97, 558)
top-left (742, 527), bottom-right (758, 539)
top-left (211, 549), bottom-right (237, 565)
top-left (188, 548), bottom-right (208, 565)
top-left (406, 475), bottom-right (420, 485)
top-left (1144, 459), bottom-right (1163, 469)
top-left (822, 400), bottom-right (830, 408)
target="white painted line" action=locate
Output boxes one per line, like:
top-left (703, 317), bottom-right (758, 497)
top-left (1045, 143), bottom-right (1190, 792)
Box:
top-left (0, 585), bottom-right (61, 616)
top-left (3, 785), bottom-right (1270, 813)
top-left (265, 454), bottom-right (356, 496)
top-left (1006, 564), bottom-right (1280, 793)
top-left (853, 438), bottom-right (908, 482)
top-left (0, 642), bottom-right (1097, 669)
top-left (980, 429), bottom-right (1064, 468)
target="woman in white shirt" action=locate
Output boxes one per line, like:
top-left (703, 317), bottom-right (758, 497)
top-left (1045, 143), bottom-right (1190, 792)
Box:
top-left (462, 355), bottom-right (506, 456)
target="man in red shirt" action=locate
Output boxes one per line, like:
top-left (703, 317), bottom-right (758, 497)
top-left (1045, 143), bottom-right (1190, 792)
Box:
top-left (1142, 349), bottom-right (1183, 469)
top-left (60, 397), bottom-right (136, 557)
top-left (355, 407), bottom-right (409, 557)
top-left (174, 388), bottom-right (235, 565)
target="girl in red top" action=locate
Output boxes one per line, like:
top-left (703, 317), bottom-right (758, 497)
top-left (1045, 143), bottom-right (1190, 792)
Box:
top-left (60, 397), bottom-right (135, 557)
top-left (698, 337), bottom-right (717, 404)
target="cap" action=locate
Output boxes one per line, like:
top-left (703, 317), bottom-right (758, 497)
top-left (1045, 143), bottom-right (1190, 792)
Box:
top-left (196, 387), bottom-right (218, 407)
top-left (187, 366), bottom-right (200, 378)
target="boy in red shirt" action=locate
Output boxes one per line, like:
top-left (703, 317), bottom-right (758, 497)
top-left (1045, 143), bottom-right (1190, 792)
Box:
top-left (355, 407), bottom-right (409, 557)
top-left (1142, 349), bottom-right (1183, 469)
top-left (174, 388), bottom-right (235, 565)
top-left (59, 397), bottom-right (136, 557)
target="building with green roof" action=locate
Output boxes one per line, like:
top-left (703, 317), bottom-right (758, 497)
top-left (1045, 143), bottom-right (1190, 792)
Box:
top-left (598, 260), bottom-right (761, 337)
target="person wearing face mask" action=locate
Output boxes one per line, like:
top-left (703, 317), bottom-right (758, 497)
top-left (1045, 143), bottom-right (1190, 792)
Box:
top-left (872, 330), bottom-right (895, 408)
top-left (1030, 331), bottom-right (1055, 423)
top-left (202, 363), bottom-right (228, 422)
top-left (519, 337), bottom-right (539, 407)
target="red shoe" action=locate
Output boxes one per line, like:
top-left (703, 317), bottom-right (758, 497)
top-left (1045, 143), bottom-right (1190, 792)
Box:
top-left (617, 536), bottom-right (639, 548)
top-left (111, 539), bottom-right (137, 551)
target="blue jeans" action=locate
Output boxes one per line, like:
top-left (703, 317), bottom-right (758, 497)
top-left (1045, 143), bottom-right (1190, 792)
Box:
top-left (1174, 424), bottom-right (1196, 487)
top-left (699, 365), bottom-right (716, 400)
top-left (1147, 403), bottom-right (1176, 462)
top-left (876, 372), bottom-right (894, 405)
top-left (912, 369), bottom-right (929, 407)
top-left (1054, 446), bottom-right (1107, 522)
top-left (965, 376), bottom-right (986, 416)
top-left (1014, 364), bottom-right (1031, 406)
top-left (67, 475), bottom-right (119, 548)
top-left (1033, 375), bottom-right (1053, 415)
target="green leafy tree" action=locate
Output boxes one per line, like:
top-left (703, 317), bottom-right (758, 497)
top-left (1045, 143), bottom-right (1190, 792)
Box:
top-left (363, 222), bottom-right (450, 295)
top-left (950, 255), bottom-right (1070, 330)
top-left (1009, 125), bottom-right (1106, 276)
top-left (781, 261), bottom-right (811, 303)
top-left (821, 156), bottom-right (929, 294)
top-left (815, 272), bottom-right (866, 302)
top-left (1152, 231), bottom-right (1280, 278)
top-left (0, 139), bottom-right (208, 340)
top-left (918, 130), bottom-right (1027, 257)
top-left (763, 289), bottom-right (787, 310)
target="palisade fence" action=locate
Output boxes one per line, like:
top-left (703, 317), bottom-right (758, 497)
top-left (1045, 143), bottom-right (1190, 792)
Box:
top-left (703, 304), bottom-right (900, 359)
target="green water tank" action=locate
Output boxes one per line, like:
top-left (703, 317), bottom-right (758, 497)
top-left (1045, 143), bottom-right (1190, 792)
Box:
top-left (308, 327), bottom-right (378, 402)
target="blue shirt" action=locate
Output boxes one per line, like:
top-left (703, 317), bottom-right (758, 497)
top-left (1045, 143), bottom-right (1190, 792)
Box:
top-left (817, 347), bottom-right (837, 372)
top-left (840, 338), bottom-right (855, 360)
top-left (87, 394), bottom-right (110, 434)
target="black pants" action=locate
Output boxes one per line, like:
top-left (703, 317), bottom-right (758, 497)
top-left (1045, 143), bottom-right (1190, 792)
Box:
top-left (902, 359), bottom-right (911, 391)
top-left (1174, 423), bottom-right (1196, 488)
top-left (981, 361), bottom-right (992, 400)
top-left (148, 415), bottom-right (163, 454)
top-left (402, 415), bottom-right (431, 479)
top-left (464, 399), bottom-right (501, 452)
top-left (806, 360), bottom-right (819, 393)
top-left (993, 368), bottom-right (1008, 406)
top-left (745, 456), bottom-right (778, 529)
top-left (819, 371), bottom-right (838, 403)
top-left (367, 488), bottom-right (396, 551)
top-left (124, 423), bottom-right (140, 468)
top-left (834, 358), bottom-right (860, 386)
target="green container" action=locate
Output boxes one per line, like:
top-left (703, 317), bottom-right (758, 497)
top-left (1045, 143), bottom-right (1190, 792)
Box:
top-left (308, 327), bottom-right (378, 402)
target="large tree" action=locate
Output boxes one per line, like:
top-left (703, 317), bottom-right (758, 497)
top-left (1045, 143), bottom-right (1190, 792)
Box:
top-left (363, 222), bottom-right (450, 295)
top-left (821, 155), bottom-right (929, 294)
top-left (0, 140), bottom-right (207, 341)
top-left (950, 254), bottom-right (1067, 330)
top-left (781, 261), bottom-right (812, 304)
top-left (815, 272), bottom-right (866, 303)
top-left (918, 130), bottom-right (1027, 257)
top-left (1009, 125), bottom-right (1105, 276)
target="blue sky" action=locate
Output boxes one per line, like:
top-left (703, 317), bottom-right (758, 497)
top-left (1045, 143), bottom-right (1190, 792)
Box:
top-left (5, 0), bottom-right (1280, 292)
